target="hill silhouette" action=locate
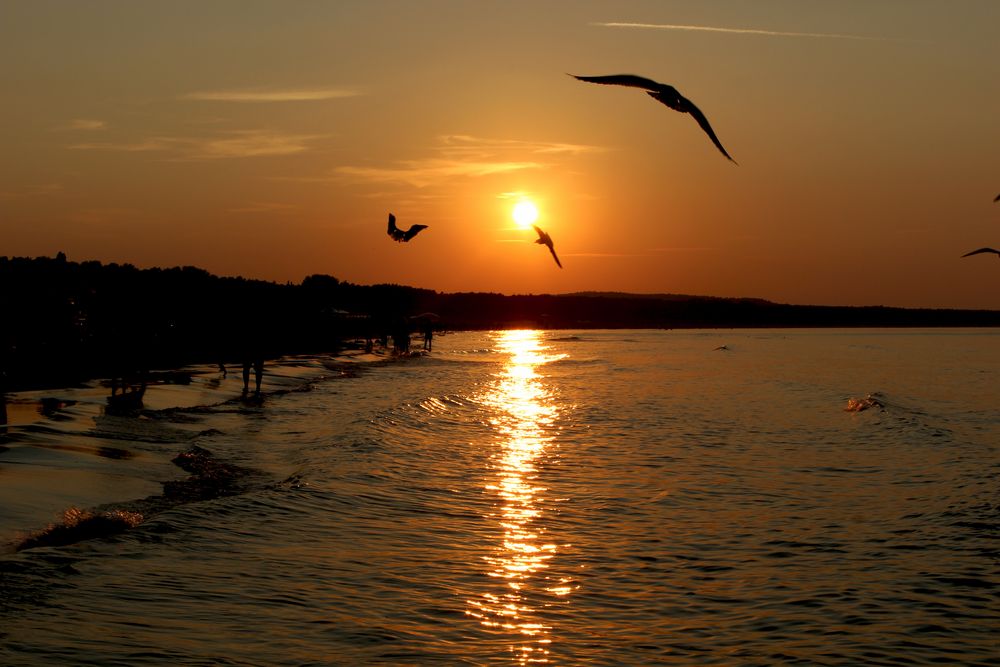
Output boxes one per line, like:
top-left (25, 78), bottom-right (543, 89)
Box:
top-left (2, 254), bottom-right (997, 391)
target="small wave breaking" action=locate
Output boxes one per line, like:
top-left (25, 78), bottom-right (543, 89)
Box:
top-left (844, 393), bottom-right (886, 412)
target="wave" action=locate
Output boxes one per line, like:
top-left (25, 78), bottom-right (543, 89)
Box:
top-left (10, 445), bottom-right (273, 553)
top-left (14, 507), bottom-right (143, 552)
top-left (844, 392), bottom-right (886, 412)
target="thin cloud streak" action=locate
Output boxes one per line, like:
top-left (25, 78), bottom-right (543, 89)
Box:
top-left (439, 134), bottom-right (603, 157)
top-left (56, 119), bottom-right (107, 131)
top-left (69, 138), bottom-right (178, 152)
top-left (183, 87), bottom-right (361, 102)
top-left (189, 131), bottom-right (323, 159)
top-left (337, 160), bottom-right (542, 188)
top-left (68, 131), bottom-right (325, 159)
top-left (594, 22), bottom-right (885, 41)
top-left (335, 134), bottom-right (602, 188)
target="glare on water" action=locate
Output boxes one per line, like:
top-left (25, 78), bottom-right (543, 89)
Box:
top-left (467, 330), bottom-right (569, 664)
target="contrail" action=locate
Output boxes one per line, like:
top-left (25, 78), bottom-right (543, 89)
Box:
top-left (593, 22), bottom-right (884, 41)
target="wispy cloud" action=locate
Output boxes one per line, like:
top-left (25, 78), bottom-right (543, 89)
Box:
top-left (188, 131), bottom-right (322, 159)
top-left (498, 191), bottom-right (533, 201)
top-left (593, 22), bottom-right (884, 41)
top-left (335, 134), bottom-right (603, 188)
top-left (57, 119), bottom-right (107, 131)
top-left (69, 138), bottom-right (178, 152)
top-left (68, 130), bottom-right (325, 159)
top-left (182, 87), bottom-right (361, 102)
top-left (337, 160), bottom-right (541, 188)
top-left (439, 134), bottom-right (602, 157)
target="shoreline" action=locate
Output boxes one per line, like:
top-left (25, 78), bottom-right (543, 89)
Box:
top-left (0, 347), bottom-right (393, 552)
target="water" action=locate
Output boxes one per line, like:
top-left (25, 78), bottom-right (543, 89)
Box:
top-left (1, 329), bottom-right (998, 665)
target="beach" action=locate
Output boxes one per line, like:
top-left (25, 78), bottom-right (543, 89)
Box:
top-left (0, 349), bottom-right (383, 550)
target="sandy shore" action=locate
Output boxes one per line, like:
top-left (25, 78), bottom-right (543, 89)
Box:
top-left (0, 349), bottom-right (388, 550)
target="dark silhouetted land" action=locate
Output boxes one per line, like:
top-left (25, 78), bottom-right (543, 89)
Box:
top-left (2, 254), bottom-right (998, 392)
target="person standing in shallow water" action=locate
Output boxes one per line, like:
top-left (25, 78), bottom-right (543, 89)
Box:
top-left (423, 322), bottom-right (433, 351)
top-left (242, 357), bottom-right (263, 395)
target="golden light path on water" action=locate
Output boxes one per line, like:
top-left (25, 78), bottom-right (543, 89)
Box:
top-left (467, 330), bottom-right (571, 664)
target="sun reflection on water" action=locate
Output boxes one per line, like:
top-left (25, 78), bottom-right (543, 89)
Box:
top-left (467, 330), bottom-right (570, 664)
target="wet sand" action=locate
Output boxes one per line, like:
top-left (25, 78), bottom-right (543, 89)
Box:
top-left (0, 349), bottom-right (386, 551)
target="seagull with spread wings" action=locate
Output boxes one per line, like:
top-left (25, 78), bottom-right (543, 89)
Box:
top-left (532, 225), bottom-right (562, 268)
top-left (570, 73), bottom-right (737, 164)
top-left (386, 213), bottom-right (428, 242)
top-left (961, 247), bottom-right (1000, 259)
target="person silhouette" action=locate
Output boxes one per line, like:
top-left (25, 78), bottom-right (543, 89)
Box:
top-left (242, 356), bottom-right (263, 395)
top-left (423, 322), bottom-right (433, 351)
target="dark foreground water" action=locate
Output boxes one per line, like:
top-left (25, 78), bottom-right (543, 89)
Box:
top-left (1, 329), bottom-right (998, 665)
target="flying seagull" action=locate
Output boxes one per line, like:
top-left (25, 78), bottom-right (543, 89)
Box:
top-left (532, 225), bottom-right (562, 268)
top-left (569, 73), bottom-right (736, 164)
top-left (387, 213), bottom-right (428, 242)
top-left (961, 247), bottom-right (1000, 259)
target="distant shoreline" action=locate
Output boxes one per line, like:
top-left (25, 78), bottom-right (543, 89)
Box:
top-left (2, 254), bottom-right (998, 393)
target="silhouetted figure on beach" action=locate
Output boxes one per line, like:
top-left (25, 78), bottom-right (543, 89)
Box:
top-left (570, 73), bottom-right (737, 164)
top-left (532, 225), bottom-right (563, 268)
top-left (423, 322), bottom-right (433, 351)
top-left (392, 318), bottom-right (411, 354)
top-left (961, 247), bottom-right (1000, 260)
top-left (217, 362), bottom-right (227, 377)
top-left (243, 357), bottom-right (263, 395)
top-left (107, 368), bottom-right (146, 414)
top-left (387, 213), bottom-right (428, 242)
top-left (110, 362), bottom-right (146, 397)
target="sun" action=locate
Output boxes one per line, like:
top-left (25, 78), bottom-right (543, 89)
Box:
top-left (512, 201), bottom-right (539, 229)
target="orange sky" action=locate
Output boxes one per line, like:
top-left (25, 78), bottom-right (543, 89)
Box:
top-left (1, 1), bottom-right (998, 309)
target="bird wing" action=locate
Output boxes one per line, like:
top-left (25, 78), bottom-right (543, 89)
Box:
top-left (548, 244), bottom-right (563, 268)
top-left (673, 94), bottom-right (737, 163)
top-left (532, 226), bottom-right (562, 267)
top-left (402, 225), bottom-right (427, 241)
top-left (387, 213), bottom-right (398, 235)
top-left (961, 247), bottom-right (1000, 257)
top-left (570, 73), bottom-right (663, 92)
top-left (574, 73), bottom-right (737, 164)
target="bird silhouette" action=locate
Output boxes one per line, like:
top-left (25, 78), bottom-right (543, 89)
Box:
top-left (961, 247), bottom-right (1000, 258)
top-left (532, 225), bottom-right (562, 268)
top-left (569, 73), bottom-right (736, 164)
top-left (387, 213), bottom-right (428, 242)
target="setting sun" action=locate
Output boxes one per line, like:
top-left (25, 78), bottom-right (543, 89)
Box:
top-left (512, 201), bottom-right (539, 229)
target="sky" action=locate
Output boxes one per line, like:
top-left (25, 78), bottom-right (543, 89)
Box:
top-left (1, 0), bottom-right (998, 309)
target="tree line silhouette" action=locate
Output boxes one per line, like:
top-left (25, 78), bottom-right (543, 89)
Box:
top-left (1, 254), bottom-right (997, 391)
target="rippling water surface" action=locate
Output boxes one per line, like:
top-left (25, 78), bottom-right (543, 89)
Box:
top-left (1, 329), bottom-right (998, 665)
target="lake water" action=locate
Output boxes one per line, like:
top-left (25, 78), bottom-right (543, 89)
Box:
top-left (1, 329), bottom-right (998, 665)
